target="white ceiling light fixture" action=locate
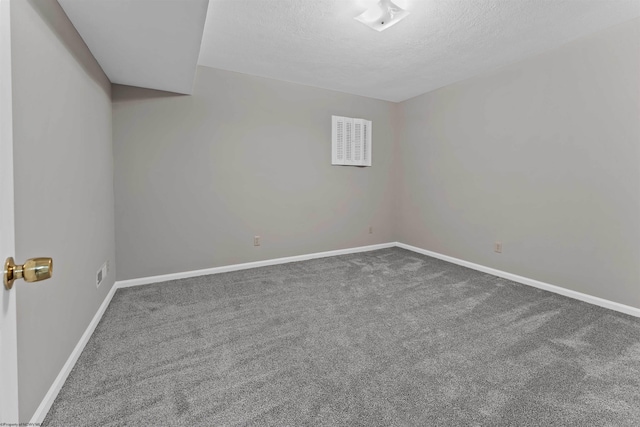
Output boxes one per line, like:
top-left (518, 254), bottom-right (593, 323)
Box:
top-left (354, 0), bottom-right (410, 32)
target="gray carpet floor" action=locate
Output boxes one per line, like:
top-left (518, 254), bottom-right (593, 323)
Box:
top-left (44, 248), bottom-right (640, 426)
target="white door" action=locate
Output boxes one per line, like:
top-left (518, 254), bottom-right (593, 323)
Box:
top-left (0, 0), bottom-right (19, 422)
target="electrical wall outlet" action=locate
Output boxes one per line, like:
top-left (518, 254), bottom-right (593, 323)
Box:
top-left (96, 261), bottom-right (108, 288)
top-left (494, 242), bottom-right (502, 253)
top-left (254, 236), bottom-right (261, 246)
top-left (369, 226), bottom-right (373, 234)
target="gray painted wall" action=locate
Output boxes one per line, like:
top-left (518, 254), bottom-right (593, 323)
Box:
top-left (7, 3), bottom-right (638, 421)
top-left (11, 0), bottom-right (116, 421)
top-left (397, 18), bottom-right (640, 309)
top-left (112, 67), bottom-right (397, 281)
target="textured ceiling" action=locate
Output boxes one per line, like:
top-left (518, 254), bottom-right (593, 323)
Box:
top-left (59, 0), bottom-right (208, 94)
top-left (198, 0), bottom-right (640, 102)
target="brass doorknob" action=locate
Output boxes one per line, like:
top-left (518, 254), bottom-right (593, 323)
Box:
top-left (4, 257), bottom-right (53, 290)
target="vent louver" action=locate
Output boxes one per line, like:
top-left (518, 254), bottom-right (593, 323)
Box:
top-left (332, 116), bottom-right (372, 167)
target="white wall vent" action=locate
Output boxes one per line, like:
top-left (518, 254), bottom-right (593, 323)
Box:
top-left (332, 116), bottom-right (372, 166)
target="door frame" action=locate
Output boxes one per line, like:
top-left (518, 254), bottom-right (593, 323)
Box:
top-left (0, 0), bottom-right (19, 422)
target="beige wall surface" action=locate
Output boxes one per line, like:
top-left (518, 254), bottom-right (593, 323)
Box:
top-left (397, 18), bottom-right (640, 309)
top-left (11, 0), bottom-right (116, 421)
top-left (8, 4), bottom-right (639, 422)
top-left (112, 67), bottom-right (397, 281)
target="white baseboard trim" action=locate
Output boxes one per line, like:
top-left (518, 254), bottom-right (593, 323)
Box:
top-left (30, 242), bottom-right (395, 422)
top-left (396, 242), bottom-right (640, 318)
top-left (29, 281), bottom-right (119, 425)
top-left (116, 242), bottom-right (397, 288)
top-left (31, 240), bottom-right (639, 422)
